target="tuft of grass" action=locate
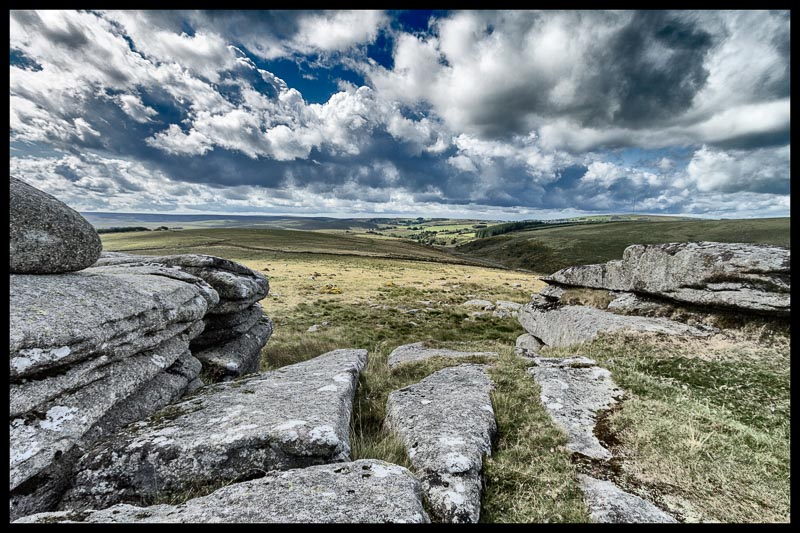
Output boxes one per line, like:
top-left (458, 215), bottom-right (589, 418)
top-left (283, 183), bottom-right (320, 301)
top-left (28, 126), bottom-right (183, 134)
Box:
top-left (544, 329), bottom-right (790, 523)
top-left (481, 348), bottom-right (591, 523)
top-left (560, 287), bottom-right (615, 309)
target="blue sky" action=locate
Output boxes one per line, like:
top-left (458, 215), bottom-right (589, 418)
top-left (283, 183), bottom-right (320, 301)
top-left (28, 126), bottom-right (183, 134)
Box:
top-left (9, 10), bottom-right (790, 219)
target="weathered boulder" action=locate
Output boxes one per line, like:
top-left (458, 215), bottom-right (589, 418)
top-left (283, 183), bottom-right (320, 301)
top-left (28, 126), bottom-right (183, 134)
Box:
top-left (386, 364), bottom-right (496, 523)
top-left (387, 342), bottom-right (498, 369)
top-left (10, 266), bottom-right (217, 380)
top-left (193, 317), bottom-right (274, 381)
top-left (60, 349), bottom-right (368, 510)
top-left (528, 358), bottom-right (623, 460)
top-left (18, 460), bottom-right (430, 523)
top-left (518, 298), bottom-right (715, 348)
top-left (10, 330), bottom-right (202, 521)
top-left (514, 333), bottom-right (544, 357)
top-left (462, 299), bottom-right (495, 310)
top-left (10, 176), bottom-right (102, 274)
top-left (544, 242), bottom-right (790, 316)
top-left (578, 474), bottom-right (677, 523)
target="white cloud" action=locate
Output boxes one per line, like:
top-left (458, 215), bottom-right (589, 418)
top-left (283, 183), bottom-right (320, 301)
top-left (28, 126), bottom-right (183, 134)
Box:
top-left (686, 145), bottom-right (790, 193)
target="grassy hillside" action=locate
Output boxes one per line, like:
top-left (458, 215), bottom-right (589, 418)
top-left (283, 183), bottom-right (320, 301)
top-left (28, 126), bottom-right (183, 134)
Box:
top-left (454, 218), bottom-right (790, 275)
top-left (100, 227), bottom-right (490, 266)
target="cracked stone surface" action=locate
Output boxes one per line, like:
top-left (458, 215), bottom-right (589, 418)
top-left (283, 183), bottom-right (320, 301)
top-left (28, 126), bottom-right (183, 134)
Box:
top-left (518, 299), bottom-right (715, 348)
top-left (543, 242), bottom-right (790, 316)
top-left (10, 176), bottom-right (102, 274)
top-left (10, 330), bottom-right (201, 521)
top-left (17, 460), bottom-right (430, 523)
top-left (386, 364), bottom-right (496, 523)
top-left (191, 303), bottom-right (264, 350)
top-left (10, 267), bottom-right (216, 380)
top-left (528, 358), bottom-right (623, 460)
top-left (59, 349), bottom-right (368, 511)
top-left (193, 316), bottom-right (274, 381)
top-left (538, 284), bottom-right (565, 300)
top-left (578, 474), bottom-right (678, 523)
top-left (388, 342), bottom-right (498, 369)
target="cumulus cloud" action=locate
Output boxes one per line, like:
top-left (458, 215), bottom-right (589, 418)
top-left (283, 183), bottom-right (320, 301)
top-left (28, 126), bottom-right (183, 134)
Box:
top-left (686, 145), bottom-right (790, 194)
top-left (8, 9), bottom-right (791, 219)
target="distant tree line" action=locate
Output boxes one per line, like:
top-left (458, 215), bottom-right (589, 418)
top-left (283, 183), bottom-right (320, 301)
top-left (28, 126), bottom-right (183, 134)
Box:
top-left (96, 226), bottom-right (170, 234)
top-left (474, 220), bottom-right (548, 238)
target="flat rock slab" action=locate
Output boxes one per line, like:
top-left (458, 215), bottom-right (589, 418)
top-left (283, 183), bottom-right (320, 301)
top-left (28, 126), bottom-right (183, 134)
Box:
top-left (528, 358), bottom-right (623, 460)
top-left (518, 301), bottom-right (714, 348)
top-left (544, 242), bottom-right (790, 316)
top-left (10, 267), bottom-right (216, 380)
top-left (193, 317), bottom-right (274, 381)
top-left (388, 342), bottom-right (498, 369)
top-left (95, 252), bottom-right (269, 315)
top-left (10, 176), bottom-right (102, 274)
top-left (578, 474), bottom-right (677, 523)
top-left (18, 460), bottom-right (430, 523)
top-left (386, 364), bottom-right (496, 523)
top-left (61, 349), bottom-right (368, 510)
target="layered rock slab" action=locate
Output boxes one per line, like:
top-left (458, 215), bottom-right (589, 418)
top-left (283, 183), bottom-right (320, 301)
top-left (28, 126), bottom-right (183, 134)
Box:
top-left (528, 357), bottom-right (622, 460)
top-left (518, 298), bottom-right (714, 348)
top-left (95, 252), bottom-right (272, 381)
top-left (10, 266), bottom-right (217, 380)
top-left (95, 252), bottom-right (269, 315)
top-left (193, 316), bottom-right (274, 380)
top-left (544, 241), bottom-right (790, 316)
top-left (60, 349), bottom-right (368, 510)
top-left (578, 474), bottom-right (677, 523)
top-left (10, 331), bottom-right (202, 521)
top-left (386, 364), bottom-right (496, 523)
top-left (10, 176), bottom-right (102, 274)
top-left (18, 460), bottom-right (430, 524)
top-left (388, 342), bottom-right (498, 369)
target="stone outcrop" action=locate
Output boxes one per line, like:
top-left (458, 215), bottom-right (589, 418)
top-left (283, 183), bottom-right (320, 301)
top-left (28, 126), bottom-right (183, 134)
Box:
top-left (386, 364), bottom-right (496, 523)
top-left (9, 265), bottom-right (215, 520)
top-left (60, 349), bottom-right (368, 511)
top-left (17, 460), bottom-right (430, 524)
top-left (387, 342), bottom-right (498, 369)
top-left (578, 475), bottom-right (677, 523)
top-left (518, 297), bottom-right (715, 348)
top-left (95, 252), bottom-right (272, 380)
top-left (528, 357), bottom-right (622, 460)
top-left (543, 242), bottom-right (790, 316)
top-left (10, 176), bottom-right (102, 274)
top-left (9, 179), bottom-right (278, 520)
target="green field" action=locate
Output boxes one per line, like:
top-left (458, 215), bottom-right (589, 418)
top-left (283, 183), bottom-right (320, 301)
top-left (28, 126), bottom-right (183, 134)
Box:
top-left (100, 224), bottom-right (790, 523)
top-left (454, 218), bottom-right (791, 274)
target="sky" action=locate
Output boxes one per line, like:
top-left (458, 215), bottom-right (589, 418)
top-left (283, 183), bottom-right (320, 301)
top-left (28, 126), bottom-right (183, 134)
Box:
top-left (9, 10), bottom-right (791, 220)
